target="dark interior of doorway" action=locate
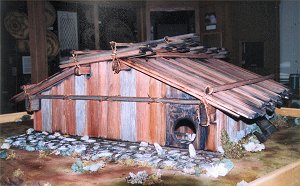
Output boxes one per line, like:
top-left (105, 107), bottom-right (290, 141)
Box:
top-left (150, 11), bottom-right (195, 40)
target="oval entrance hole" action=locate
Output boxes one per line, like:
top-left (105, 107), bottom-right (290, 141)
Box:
top-left (173, 118), bottom-right (196, 143)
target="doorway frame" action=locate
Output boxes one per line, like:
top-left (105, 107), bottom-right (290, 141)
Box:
top-left (145, 1), bottom-right (200, 40)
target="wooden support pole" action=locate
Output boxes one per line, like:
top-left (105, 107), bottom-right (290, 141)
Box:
top-left (37, 94), bottom-right (202, 105)
top-left (27, 1), bottom-right (48, 83)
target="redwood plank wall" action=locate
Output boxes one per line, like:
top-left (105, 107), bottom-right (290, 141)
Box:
top-left (35, 63), bottom-right (184, 146)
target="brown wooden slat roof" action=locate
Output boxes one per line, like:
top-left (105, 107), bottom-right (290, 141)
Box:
top-left (121, 57), bottom-right (288, 119)
top-left (12, 34), bottom-right (289, 119)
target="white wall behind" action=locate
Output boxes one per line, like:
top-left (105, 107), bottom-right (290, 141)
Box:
top-left (280, 1), bottom-right (300, 82)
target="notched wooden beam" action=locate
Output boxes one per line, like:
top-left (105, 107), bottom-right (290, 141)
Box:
top-left (74, 66), bottom-right (91, 76)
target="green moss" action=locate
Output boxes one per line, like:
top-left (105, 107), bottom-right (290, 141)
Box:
top-left (21, 114), bottom-right (31, 121)
top-left (221, 129), bottom-right (244, 159)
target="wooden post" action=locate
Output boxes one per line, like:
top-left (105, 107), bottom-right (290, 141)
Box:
top-left (194, 5), bottom-right (200, 35)
top-left (27, 1), bottom-right (48, 83)
top-left (136, 3), bottom-right (146, 42)
top-left (93, 4), bottom-right (100, 50)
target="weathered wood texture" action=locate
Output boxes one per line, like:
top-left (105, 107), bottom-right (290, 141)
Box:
top-left (75, 75), bottom-right (87, 136)
top-left (34, 110), bottom-right (42, 131)
top-left (41, 91), bottom-right (52, 132)
top-left (27, 1), bottom-right (48, 83)
top-left (52, 82), bottom-right (64, 133)
top-left (37, 63), bottom-right (167, 145)
top-left (35, 62), bottom-right (253, 150)
top-left (214, 109), bottom-right (253, 149)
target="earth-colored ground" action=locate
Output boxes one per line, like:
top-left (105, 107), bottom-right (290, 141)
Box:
top-left (0, 120), bottom-right (299, 186)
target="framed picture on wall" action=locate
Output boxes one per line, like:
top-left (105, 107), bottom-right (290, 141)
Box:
top-left (205, 12), bottom-right (217, 31)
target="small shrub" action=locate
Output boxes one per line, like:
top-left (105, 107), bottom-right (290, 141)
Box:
top-left (6, 150), bottom-right (16, 160)
top-left (221, 129), bottom-right (244, 159)
top-left (120, 159), bottom-right (136, 166)
top-left (12, 168), bottom-right (24, 178)
top-left (21, 114), bottom-right (31, 121)
top-left (38, 150), bottom-right (51, 159)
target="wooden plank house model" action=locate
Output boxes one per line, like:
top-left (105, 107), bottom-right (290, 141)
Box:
top-left (12, 34), bottom-right (289, 151)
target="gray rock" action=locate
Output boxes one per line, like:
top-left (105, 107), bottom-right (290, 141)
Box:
top-left (80, 136), bottom-right (89, 141)
top-left (181, 155), bottom-right (189, 160)
top-left (83, 162), bottom-right (105, 172)
top-left (168, 149), bottom-right (180, 154)
top-left (1, 143), bottom-right (11, 149)
top-left (4, 139), bottom-right (13, 144)
top-left (25, 145), bottom-right (35, 152)
top-left (118, 143), bottom-right (127, 147)
top-left (126, 171), bottom-right (148, 185)
top-left (42, 131), bottom-right (49, 135)
top-left (26, 128), bottom-right (34, 134)
top-left (138, 147), bottom-right (146, 151)
top-left (86, 139), bottom-right (96, 143)
top-left (0, 150), bottom-right (8, 159)
top-left (140, 142), bottom-right (148, 147)
top-left (64, 138), bottom-right (76, 142)
top-left (189, 144), bottom-right (196, 158)
top-left (47, 135), bottom-right (56, 139)
top-left (294, 118), bottom-right (300, 126)
top-left (74, 145), bottom-right (86, 154)
top-left (97, 152), bottom-right (113, 158)
top-left (129, 146), bottom-right (138, 150)
top-left (71, 159), bottom-right (84, 173)
top-left (162, 160), bottom-right (176, 169)
top-left (93, 146), bottom-right (100, 150)
top-left (154, 143), bottom-right (165, 156)
top-left (119, 154), bottom-right (131, 160)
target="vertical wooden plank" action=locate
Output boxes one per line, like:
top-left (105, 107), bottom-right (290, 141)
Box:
top-left (149, 78), bottom-right (166, 144)
top-left (58, 82), bottom-right (65, 133)
top-left (206, 124), bottom-right (217, 151)
top-left (157, 83), bottom-right (167, 145)
top-left (86, 63), bottom-right (99, 137)
top-left (98, 62), bottom-right (109, 137)
top-left (51, 85), bottom-right (58, 131)
top-left (75, 75), bottom-right (87, 136)
top-left (64, 76), bottom-right (76, 135)
top-left (41, 90), bottom-right (52, 132)
top-left (107, 62), bottom-right (120, 139)
top-left (136, 71), bottom-right (151, 142)
top-left (34, 110), bottom-right (42, 131)
top-left (120, 70), bottom-right (137, 141)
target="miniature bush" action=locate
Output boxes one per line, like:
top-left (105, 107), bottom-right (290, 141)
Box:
top-left (12, 168), bottom-right (24, 178)
top-left (6, 150), bottom-right (16, 160)
top-left (21, 114), bottom-right (31, 121)
top-left (221, 129), bottom-right (244, 159)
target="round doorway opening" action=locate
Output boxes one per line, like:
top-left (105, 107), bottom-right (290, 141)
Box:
top-left (173, 118), bottom-right (197, 144)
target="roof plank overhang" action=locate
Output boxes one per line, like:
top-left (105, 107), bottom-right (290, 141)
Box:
top-left (11, 34), bottom-right (289, 120)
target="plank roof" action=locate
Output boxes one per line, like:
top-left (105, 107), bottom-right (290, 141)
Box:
top-left (12, 34), bottom-right (289, 119)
